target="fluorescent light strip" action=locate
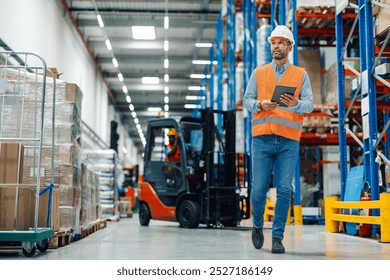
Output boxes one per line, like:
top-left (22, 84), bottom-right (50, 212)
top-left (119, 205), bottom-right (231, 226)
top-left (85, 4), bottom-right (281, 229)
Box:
top-left (190, 74), bottom-right (211, 79)
top-left (164, 104), bottom-right (169, 111)
top-left (164, 96), bottom-right (169, 103)
top-left (192, 60), bottom-right (211, 65)
top-left (97, 14), bottom-right (104, 28)
top-left (105, 39), bottom-right (112, 51)
top-left (164, 40), bottom-right (169, 52)
top-left (164, 16), bottom-right (169, 29)
top-left (188, 86), bottom-right (205, 91)
top-left (118, 73), bottom-right (124, 82)
top-left (186, 95), bottom-right (205, 100)
top-left (164, 58), bottom-right (169, 69)
top-left (112, 58), bottom-right (118, 68)
top-left (126, 96), bottom-right (131, 103)
top-left (195, 43), bottom-right (212, 48)
top-left (131, 26), bottom-right (156, 40)
top-left (147, 107), bottom-right (162, 112)
top-left (184, 104), bottom-right (201, 109)
top-left (164, 74), bottom-right (169, 82)
top-left (164, 86), bottom-right (169, 94)
top-left (122, 85), bottom-right (128, 93)
top-left (142, 77), bottom-right (160, 84)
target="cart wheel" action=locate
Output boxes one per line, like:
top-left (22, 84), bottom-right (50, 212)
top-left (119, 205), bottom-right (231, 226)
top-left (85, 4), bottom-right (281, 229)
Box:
top-left (22, 242), bottom-right (37, 257)
top-left (177, 200), bottom-right (200, 228)
top-left (37, 238), bottom-right (49, 252)
top-left (139, 203), bottom-right (151, 226)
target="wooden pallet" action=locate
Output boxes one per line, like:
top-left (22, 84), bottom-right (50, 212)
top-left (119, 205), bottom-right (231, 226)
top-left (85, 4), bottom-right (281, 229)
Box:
top-left (80, 219), bottom-right (107, 239)
top-left (49, 230), bottom-right (71, 249)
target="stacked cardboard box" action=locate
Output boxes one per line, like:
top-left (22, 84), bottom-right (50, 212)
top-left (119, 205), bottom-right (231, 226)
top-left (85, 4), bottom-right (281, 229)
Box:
top-left (0, 67), bottom-right (86, 234)
top-left (325, 58), bottom-right (360, 104)
top-left (83, 149), bottom-right (119, 219)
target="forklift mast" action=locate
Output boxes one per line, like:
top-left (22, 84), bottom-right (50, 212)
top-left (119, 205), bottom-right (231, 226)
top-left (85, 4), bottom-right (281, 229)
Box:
top-left (201, 108), bottom-right (237, 189)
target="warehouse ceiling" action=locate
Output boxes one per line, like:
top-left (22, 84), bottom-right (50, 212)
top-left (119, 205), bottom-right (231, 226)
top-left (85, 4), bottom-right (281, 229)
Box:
top-left (63, 0), bottom-right (221, 153)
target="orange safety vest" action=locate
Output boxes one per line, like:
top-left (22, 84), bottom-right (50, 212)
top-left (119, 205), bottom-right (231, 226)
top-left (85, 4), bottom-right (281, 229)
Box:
top-left (165, 144), bottom-right (181, 162)
top-left (253, 63), bottom-right (305, 141)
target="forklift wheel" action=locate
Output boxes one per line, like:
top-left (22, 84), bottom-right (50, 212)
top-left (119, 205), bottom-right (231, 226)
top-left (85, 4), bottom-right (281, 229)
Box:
top-left (177, 200), bottom-right (200, 228)
top-left (139, 203), bottom-right (151, 226)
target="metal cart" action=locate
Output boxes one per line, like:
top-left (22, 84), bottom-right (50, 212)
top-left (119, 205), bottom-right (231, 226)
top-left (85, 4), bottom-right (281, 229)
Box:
top-left (0, 51), bottom-right (56, 257)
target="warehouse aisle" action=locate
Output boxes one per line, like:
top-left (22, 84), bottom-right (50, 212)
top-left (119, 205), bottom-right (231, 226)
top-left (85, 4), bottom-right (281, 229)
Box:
top-left (1, 214), bottom-right (390, 260)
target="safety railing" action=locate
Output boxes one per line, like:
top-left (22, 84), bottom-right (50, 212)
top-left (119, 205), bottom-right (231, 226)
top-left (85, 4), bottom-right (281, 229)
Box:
top-left (325, 193), bottom-right (390, 243)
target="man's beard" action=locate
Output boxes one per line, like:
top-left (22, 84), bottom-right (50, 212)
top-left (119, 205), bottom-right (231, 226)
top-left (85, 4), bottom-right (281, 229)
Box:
top-left (272, 50), bottom-right (287, 60)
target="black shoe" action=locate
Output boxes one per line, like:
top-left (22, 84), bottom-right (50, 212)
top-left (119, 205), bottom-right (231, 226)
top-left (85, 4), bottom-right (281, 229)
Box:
top-left (271, 237), bottom-right (285, 254)
top-left (251, 226), bottom-right (264, 249)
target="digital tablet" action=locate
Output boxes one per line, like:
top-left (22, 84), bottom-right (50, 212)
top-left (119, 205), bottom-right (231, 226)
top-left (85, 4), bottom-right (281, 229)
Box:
top-left (271, 85), bottom-right (297, 107)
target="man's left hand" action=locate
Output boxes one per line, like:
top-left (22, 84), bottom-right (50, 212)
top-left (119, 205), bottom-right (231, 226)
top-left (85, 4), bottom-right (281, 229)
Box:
top-left (280, 94), bottom-right (298, 107)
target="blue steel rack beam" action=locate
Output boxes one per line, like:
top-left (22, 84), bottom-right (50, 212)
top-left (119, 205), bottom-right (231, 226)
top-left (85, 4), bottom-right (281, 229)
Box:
top-left (358, 0), bottom-right (379, 202)
top-left (242, 0), bottom-right (257, 155)
top-left (335, 4), bottom-right (348, 201)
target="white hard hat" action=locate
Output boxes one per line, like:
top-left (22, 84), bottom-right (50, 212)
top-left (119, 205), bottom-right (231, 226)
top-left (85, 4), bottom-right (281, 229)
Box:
top-left (267, 25), bottom-right (295, 46)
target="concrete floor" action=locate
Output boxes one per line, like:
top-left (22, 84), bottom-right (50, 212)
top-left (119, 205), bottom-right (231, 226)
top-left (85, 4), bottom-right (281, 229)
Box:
top-left (1, 214), bottom-right (390, 260)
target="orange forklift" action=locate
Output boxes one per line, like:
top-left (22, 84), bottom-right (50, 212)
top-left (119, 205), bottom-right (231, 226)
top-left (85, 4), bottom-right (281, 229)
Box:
top-left (138, 108), bottom-right (250, 228)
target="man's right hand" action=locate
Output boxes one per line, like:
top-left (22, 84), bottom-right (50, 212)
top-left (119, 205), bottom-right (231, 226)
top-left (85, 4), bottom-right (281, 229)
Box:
top-left (260, 100), bottom-right (278, 111)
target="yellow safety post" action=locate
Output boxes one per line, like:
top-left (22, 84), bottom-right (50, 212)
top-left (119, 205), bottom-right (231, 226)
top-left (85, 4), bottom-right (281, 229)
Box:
top-left (380, 193), bottom-right (390, 243)
top-left (325, 196), bottom-right (339, 233)
top-left (293, 205), bottom-right (303, 225)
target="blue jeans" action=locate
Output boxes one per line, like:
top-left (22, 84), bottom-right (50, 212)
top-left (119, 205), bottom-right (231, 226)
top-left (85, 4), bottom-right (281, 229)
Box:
top-left (251, 134), bottom-right (299, 239)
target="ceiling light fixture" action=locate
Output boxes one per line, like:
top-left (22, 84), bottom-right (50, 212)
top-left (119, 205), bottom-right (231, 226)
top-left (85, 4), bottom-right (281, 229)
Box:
top-left (122, 85), bottom-right (128, 93)
top-left (190, 74), bottom-right (211, 79)
top-left (141, 77), bottom-right (160, 84)
top-left (164, 58), bottom-right (169, 69)
top-left (164, 96), bottom-right (169, 103)
top-left (164, 74), bottom-right (169, 82)
top-left (126, 96), bottom-right (131, 103)
top-left (147, 107), bottom-right (162, 112)
top-left (164, 16), bottom-right (169, 29)
top-left (195, 43), bottom-right (212, 48)
top-left (105, 39), bottom-right (112, 51)
top-left (164, 40), bottom-right (169, 52)
top-left (112, 58), bottom-right (118, 68)
top-left (192, 60), bottom-right (211, 65)
top-left (188, 86), bottom-right (205, 91)
top-left (96, 14), bottom-right (104, 28)
top-left (186, 95), bottom-right (205, 100)
top-left (131, 26), bottom-right (156, 40)
top-left (164, 86), bottom-right (169, 94)
top-left (184, 104), bottom-right (201, 109)
top-left (118, 73), bottom-right (124, 82)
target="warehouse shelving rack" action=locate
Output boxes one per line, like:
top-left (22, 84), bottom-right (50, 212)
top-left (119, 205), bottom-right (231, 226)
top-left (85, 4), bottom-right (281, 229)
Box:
top-left (324, 0), bottom-right (390, 242)
top-left (0, 51), bottom-right (56, 256)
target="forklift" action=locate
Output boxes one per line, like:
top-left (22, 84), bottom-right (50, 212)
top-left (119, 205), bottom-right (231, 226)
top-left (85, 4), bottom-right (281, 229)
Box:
top-left (138, 107), bottom-right (251, 228)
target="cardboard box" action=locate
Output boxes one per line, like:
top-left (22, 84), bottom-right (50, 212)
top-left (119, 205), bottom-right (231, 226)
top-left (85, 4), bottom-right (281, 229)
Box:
top-left (35, 188), bottom-right (60, 232)
top-left (0, 186), bottom-right (32, 230)
top-left (299, 50), bottom-right (322, 105)
top-left (0, 143), bottom-right (24, 184)
top-left (375, 0), bottom-right (390, 37)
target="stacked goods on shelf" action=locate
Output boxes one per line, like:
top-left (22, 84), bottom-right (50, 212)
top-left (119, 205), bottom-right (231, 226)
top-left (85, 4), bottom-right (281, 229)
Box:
top-left (297, 50), bottom-right (322, 105)
top-left (256, 20), bottom-right (272, 66)
top-left (325, 58), bottom-right (360, 104)
top-left (0, 68), bottom-right (85, 235)
top-left (373, 0), bottom-right (390, 38)
top-left (302, 112), bottom-right (332, 133)
top-left (80, 162), bottom-right (100, 230)
top-left (82, 149), bottom-right (119, 220)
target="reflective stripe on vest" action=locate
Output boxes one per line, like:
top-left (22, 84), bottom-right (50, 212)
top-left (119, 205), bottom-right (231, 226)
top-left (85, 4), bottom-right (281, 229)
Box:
top-left (253, 116), bottom-right (303, 130)
top-left (252, 63), bottom-right (305, 141)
